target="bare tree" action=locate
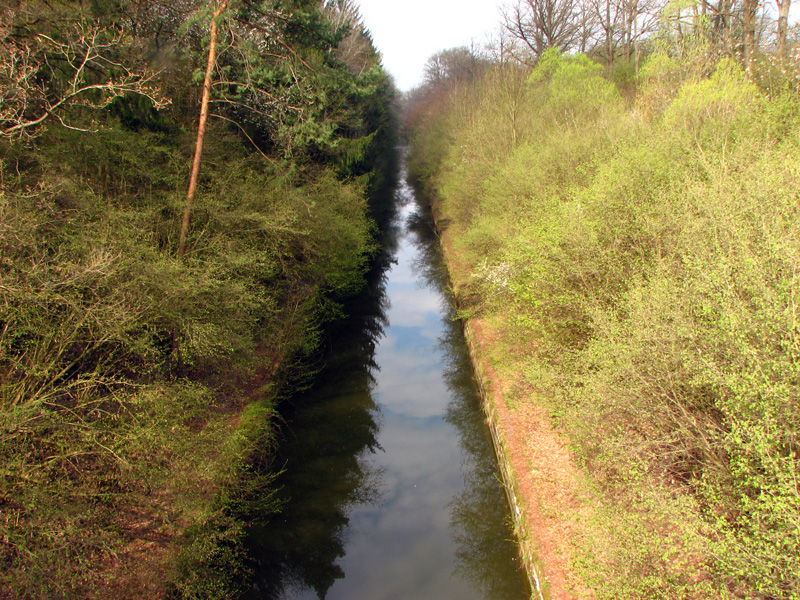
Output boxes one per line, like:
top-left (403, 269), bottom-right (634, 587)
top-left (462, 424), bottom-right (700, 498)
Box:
top-left (621, 0), bottom-right (664, 63)
top-left (774, 0), bottom-right (792, 58)
top-left (502, 0), bottom-right (581, 60)
top-left (585, 0), bottom-right (620, 64)
top-left (575, 0), bottom-right (601, 54)
top-left (0, 20), bottom-right (168, 140)
top-left (581, 0), bottom-right (662, 66)
top-left (485, 28), bottom-right (517, 64)
top-left (323, 0), bottom-right (376, 75)
top-left (423, 46), bottom-right (486, 87)
top-left (323, 0), bottom-right (362, 29)
top-left (712, 0), bottom-right (736, 54)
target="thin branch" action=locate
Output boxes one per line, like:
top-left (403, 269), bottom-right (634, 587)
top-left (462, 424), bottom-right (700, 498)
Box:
top-left (209, 112), bottom-right (276, 163)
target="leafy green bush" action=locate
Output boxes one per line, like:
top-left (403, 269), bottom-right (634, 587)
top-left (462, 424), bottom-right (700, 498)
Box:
top-left (663, 58), bottom-right (765, 150)
top-left (530, 49), bottom-right (624, 127)
top-left (409, 47), bottom-right (800, 599)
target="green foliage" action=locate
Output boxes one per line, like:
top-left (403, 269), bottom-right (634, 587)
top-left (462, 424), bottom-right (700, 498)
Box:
top-left (530, 49), bottom-right (623, 126)
top-left (663, 58), bottom-right (765, 149)
top-left (407, 110), bottom-right (454, 196)
top-left (0, 0), bottom-right (398, 595)
top-left (751, 53), bottom-right (800, 98)
top-left (409, 47), bottom-right (800, 599)
top-left (171, 400), bottom-right (281, 600)
top-left (0, 378), bottom-right (232, 599)
top-left (636, 48), bottom-right (718, 119)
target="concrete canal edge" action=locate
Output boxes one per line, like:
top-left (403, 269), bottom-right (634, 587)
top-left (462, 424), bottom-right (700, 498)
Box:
top-left (432, 220), bottom-right (595, 599)
top-left (461, 320), bottom-right (549, 600)
top-left (430, 192), bottom-right (594, 600)
top-left (431, 215), bottom-right (549, 599)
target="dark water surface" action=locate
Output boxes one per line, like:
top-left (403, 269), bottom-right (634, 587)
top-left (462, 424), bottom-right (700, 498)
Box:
top-left (243, 162), bottom-right (531, 600)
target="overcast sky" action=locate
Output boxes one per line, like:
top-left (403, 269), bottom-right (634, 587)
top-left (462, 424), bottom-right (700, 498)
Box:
top-left (356, 0), bottom-right (506, 91)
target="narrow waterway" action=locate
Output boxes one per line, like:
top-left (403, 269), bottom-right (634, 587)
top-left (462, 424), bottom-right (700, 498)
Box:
top-left (243, 159), bottom-right (531, 600)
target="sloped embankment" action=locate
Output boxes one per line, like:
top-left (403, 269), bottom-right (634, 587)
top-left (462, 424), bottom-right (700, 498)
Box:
top-left (410, 49), bottom-right (800, 600)
top-left (433, 204), bottom-right (594, 600)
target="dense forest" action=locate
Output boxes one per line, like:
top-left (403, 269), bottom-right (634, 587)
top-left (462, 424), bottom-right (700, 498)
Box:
top-left (407, 1), bottom-right (800, 598)
top-left (0, 0), bottom-right (396, 597)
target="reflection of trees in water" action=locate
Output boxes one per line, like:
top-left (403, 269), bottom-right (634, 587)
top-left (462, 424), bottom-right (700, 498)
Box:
top-left (241, 217), bottom-right (396, 600)
top-left (243, 384), bottom-right (383, 600)
top-left (405, 206), bottom-right (449, 293)
top-left (407, 188), bottom-right (531, 599)
top-left (243, 166), bottom-right (529, 599)
top-left (438, 314), bottom-right (531, 600)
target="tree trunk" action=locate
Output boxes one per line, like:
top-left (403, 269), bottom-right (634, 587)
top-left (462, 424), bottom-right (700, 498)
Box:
top-left (721, 0), bottom-right (733, 55)
top-left (742, 0), bottom-right (758, 73)
top-left (776, 0), bottom-right (791, 59)
top-left (634, 13), bottom-right (640, 75)
top-left (622, 1), bottom-right (630, 60)
top-left (606, 0), bottom-right (614, 66)
top-left (178, 0), bottom-right (228, 258)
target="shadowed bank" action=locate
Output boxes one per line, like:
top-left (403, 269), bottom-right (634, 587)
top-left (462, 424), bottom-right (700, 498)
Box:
top-left (241, 156), bottom-right (530, 600)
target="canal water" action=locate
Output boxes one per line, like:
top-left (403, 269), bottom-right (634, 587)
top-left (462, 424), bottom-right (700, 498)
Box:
top-left (243, 161), bottom-right (531, 600)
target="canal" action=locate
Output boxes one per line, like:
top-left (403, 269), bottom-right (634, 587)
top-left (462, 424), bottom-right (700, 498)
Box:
top-left (243, 159), bottom-right (531, 600)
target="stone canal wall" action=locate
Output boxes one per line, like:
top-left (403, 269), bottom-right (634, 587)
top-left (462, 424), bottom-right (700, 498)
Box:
top-left (461, 319), bottom-right (548, 600)
top-left (434, 207), bottom-right (593, 600)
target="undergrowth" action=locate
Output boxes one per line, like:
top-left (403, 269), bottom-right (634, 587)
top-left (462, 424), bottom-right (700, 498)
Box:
top-left (409, 48), bottom-right (800, 599)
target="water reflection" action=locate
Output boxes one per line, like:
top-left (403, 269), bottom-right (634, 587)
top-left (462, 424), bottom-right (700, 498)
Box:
top-left (441, 315), bottom-right (530, 599)
top-left (242, 297), bottom-right (388, 599)
top-left (241, 194), bottom-right (397, 600)
top-left (406, 196), bottom-right (531, 599)
top-left (244, 158), bottom-right (529, 600)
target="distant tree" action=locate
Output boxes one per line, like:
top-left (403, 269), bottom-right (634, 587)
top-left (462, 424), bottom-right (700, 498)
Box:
top-left (580, 0), bottom-right (663, 66)
top-left (502, 0), bottom-right (581, 60)
top-left (575, 0), bottom-right (601, 54)
top-left (619, 0), bottom-right (663, 60)
top-left (702, 0), bottom-right (736, 53)
top-left (323, 0), bottom-right (377, 75)
top-left (485, 28), bottom-right (529, 64)
top-left (774, 0), bottom-right (792, 58)
top-left (585, 0), bottom-right (619, 65)
top-left (116, 0), bottom-right (204, 52)
top-left (742, 0), bottom-right (760, 70)
top-left (423, 46), bottom-right (487, 86)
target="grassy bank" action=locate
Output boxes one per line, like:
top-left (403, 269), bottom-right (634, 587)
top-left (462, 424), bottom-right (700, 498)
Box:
top-left (408, 48), bottom-right (800, 599)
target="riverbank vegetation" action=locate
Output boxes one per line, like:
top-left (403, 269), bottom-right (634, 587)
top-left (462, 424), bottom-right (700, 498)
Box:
top-left (407, 5), bottom-right (800, 598)
top-left (0, 1), bottom-right (396, 597)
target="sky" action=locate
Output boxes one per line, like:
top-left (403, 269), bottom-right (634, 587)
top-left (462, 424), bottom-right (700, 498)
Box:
top-left (355, 0), bottom-right (506, 91)
top-left (355, 1), bottom-right (800, 91)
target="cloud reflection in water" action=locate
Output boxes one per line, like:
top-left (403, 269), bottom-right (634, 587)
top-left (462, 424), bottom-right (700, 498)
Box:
top-left (244, 164), bottom-right (529, 600)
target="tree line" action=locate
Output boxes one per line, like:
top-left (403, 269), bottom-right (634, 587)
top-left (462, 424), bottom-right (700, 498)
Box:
top-left (497, 0), bottom-right (796, 66)
top-left (411, 0), bottom-right (797, 91)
